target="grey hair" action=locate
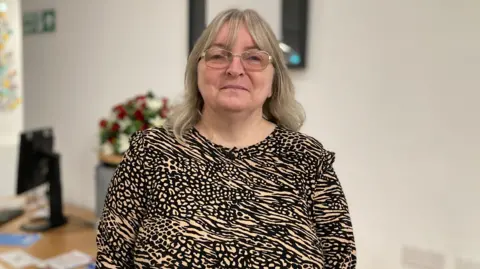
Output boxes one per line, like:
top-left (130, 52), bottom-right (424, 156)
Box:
top-left (164, 8), bottom-right (305, 142)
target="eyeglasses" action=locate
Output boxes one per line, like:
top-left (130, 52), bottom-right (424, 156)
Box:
top-left (200, 48), bottom-right (272, 71)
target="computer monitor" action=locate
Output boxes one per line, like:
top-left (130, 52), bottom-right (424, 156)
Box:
top-left (16, 127), bottom-right (68, 232)
top-left (17, 128), bottom-right (53, 194)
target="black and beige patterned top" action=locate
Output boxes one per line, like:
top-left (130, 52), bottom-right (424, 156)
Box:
top-left (96, 125), bottom-right (356, 268)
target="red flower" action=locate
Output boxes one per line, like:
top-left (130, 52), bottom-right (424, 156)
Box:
top-left (162, 97), bottom-right (168, 106)
top-left (134, 110), bottom-right (144, 121)
top-left (141, 123), bottom-right (149, 130)
top-left (160, 107), bottom-right (169, 118)
top-left (117, 110), bottom-right (127, 119)
top-left (111, 122), bottom-right (120, 132)
top-left (99, 119), bottom-right (108, 128)
top-left (113, 104), bottom-right (125, 113)
top-left (136, 96), bottom-right (146, 109)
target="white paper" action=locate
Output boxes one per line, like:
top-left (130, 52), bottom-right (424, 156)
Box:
top-left (0, 197), bottom-right (24, 210)
top-left (43, 250), bottom-right (92, 269)
top-left (32, 207), bottom-right (50, 219)
top-left (0, 249), bottom-right (42, 268)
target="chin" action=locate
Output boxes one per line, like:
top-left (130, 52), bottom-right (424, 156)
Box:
top-left (215, 97), bottom-right (251, 112)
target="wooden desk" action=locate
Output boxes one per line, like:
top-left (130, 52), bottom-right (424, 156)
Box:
top-left (0, 203), bottom-right (97, 268)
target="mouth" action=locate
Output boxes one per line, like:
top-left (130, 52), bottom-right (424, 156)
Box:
top-left (220, 85), bottom-right (248, 91)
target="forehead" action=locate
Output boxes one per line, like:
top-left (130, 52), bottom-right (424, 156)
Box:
top-left (211, 22), bottom-right (258, 50)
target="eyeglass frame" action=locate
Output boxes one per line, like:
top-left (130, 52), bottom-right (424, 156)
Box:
top-left (199, 47), bottom-right (273, 71)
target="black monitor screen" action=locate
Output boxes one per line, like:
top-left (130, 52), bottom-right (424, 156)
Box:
top-left (16, 128), bottom-right (54, 195)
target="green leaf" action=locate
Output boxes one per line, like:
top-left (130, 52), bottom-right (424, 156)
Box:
top-left (147, 90), bottom-right (155, 98)
top-left (134, 120), bottom-right (143, 130)
top-left (113, 141), bottom-right (121, 154)
top-left (125, 124), bottom-right (137, 135)
top-left (143, 109), bottom-right (155, 119)
top-left (100, 130), bottom-right (110, 144)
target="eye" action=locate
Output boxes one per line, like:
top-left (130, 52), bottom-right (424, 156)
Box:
top-left (210, 53), bottom-right (225, 59)
top-left (206, 49), bottom-right (229, 60)
top-left (247, 55), bottom-right (262, 61)
top-left (243, 51), bottom-right (267, 64)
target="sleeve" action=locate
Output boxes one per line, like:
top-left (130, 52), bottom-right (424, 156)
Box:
top-left (95, 131), bottom-right (151, 268)
top-left (313, 151), bottom-right (357, 269)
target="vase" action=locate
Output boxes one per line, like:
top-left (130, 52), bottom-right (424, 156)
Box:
top-left (99, 152), bottom-right (124, 166)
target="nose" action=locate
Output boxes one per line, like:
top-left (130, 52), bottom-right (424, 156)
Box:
top-left (225, 55), bottom-right (245, 77)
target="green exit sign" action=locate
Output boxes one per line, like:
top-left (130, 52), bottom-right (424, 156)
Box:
top-left (23, 9), bottom-right (56, 35)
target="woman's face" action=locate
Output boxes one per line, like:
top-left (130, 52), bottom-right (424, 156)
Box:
top-left (197, 22), bottom-right (274, 114)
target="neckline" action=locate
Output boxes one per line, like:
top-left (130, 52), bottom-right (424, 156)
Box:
top-left (190, 124), bottom-right (280, 155)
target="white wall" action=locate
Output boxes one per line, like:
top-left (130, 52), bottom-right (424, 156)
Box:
top-left (21, 0), bottom-right (480, 268)
top-left (21, 0), bottom-right (188, 207)
top-left (0, 0), bottom-right (24, 197)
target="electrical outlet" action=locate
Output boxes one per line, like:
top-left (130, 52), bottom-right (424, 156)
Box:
top-left (401, 245), bottom-right (446, 269)
top-left (455, 257), bottom-right (480, 269)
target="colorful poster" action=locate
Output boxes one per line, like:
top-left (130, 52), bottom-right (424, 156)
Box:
top-left (0, 1), bottom-right (21, 112)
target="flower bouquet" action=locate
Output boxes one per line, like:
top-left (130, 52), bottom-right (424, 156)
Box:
top-left (98, 90), bottom-right (169, 165)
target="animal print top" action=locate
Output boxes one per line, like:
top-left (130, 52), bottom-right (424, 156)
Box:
top-left (95, 125), bottom-right (356, 268)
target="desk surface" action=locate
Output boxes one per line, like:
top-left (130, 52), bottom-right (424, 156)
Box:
top-left (0, 201), bottom-right (97, 268)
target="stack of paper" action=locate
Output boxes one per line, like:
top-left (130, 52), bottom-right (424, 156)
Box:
top-left (43, 250), bottom-right (93, 269)
top-left (0, 250), bottom-right (42, 268)
top-left (0, 249), bottom-right (93, 269)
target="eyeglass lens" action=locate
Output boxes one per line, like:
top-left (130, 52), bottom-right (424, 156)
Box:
top-left (204, 48), bottom-right (270, 70)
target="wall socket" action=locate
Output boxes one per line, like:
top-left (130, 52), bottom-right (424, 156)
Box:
top-left (455, 258), bottom-right (480, 269)
top-left (401, 245), bottom-right (446, 269)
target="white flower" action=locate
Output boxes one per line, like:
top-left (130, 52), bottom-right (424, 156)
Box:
top-left (149, 115), bottom-right (166, 127)
top-left (146, 98), bottom-right (162, 111)
top-left (118, 118), bottom-right (132, 131)
top-left (117, 133), bottom-right (130, 154)
top-left (101, 142), bottom-right (114, 155)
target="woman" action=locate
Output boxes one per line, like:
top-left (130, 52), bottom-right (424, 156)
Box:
top-left (96, 8), bottom-right (356, 269)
